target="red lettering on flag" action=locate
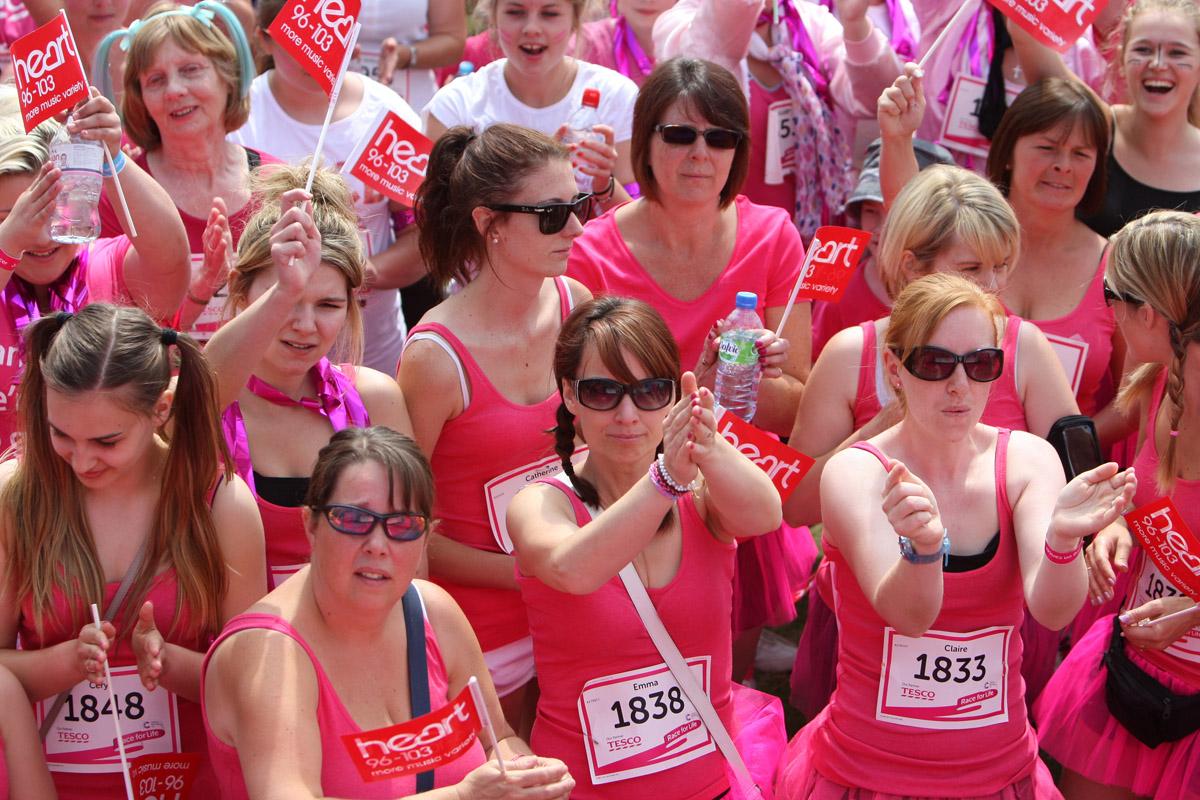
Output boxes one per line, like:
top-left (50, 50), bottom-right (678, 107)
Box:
top-left (717, 409), bottom-right (813, 502)
top-left (1125, 497), bottom-right (1200, 601)
top-left (342, 684), bottom-right (483, 783)
top-left (344, 110), bottom-right (432, 207)
top-left (9, 11), bottom-right (88, 132)
top-left (794, 226), bottom-right (871, 303)
top-left (987, 0), bottom-right (1101, 53)
top-left (267, 0), bottom-right (361, 96)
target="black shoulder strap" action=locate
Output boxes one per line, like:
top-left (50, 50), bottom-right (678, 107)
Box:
top-left (244, 146), bottom-right (262, 170)
top-left (402, 584), bottom-right (434, 792)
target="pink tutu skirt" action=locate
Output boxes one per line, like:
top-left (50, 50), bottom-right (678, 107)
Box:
top-left (775, 709), bottom-right (1061, 799)
top-left (1020, 611), bottom-right (1062, 706)
top-left (790, 560), bottom-right (838, 719)
top-left (1033, 615), bottom-right (1200, 799)
top-left (732, 523), bottom-right (817, 634)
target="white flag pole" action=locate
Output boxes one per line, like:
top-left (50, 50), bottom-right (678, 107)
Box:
top-left (305, 22), bottom-right (362, 194)
top-left (468, 676), bottom-right (507, 776)
top-left (917, 0), bottom-right (979, 70)
top-left (90, 604), bottom-right (135, 800)
top-left (774, 242), bottom-right (821, 337)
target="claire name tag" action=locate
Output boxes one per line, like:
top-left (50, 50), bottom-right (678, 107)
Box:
top-left (39, 665), bottom-right (181, 773)
top-left (578, 658), bottom-right (715, 784)
top-left (876, 626), bottom-right (1010, 730)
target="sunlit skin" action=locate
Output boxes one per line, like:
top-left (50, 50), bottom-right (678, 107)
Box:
top-left (45, 387), bottom-right (169, 492)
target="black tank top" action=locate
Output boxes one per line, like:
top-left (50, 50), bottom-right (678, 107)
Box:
top-left (1082, 151), bottom-right (1200, 237)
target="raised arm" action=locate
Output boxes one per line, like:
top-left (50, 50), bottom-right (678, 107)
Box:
top-left (878, 63), bottom-right (925, 210)
top-left (824, 0), bottom-right (905, 118)
top-left (653, 0), bottom-right (761, 78)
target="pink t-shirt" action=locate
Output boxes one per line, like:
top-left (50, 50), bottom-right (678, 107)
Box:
top-left (810, 255), bottom-right (889, 361)
top-left (0, 237), bottom-right (132, 449)
top-left (567, 196), bottom-right (803, 370)
top-left (202, 598), bottom-right (486, 798)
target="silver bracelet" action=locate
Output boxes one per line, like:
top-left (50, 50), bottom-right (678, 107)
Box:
top-left (656, 454), bottom-right (695, 494)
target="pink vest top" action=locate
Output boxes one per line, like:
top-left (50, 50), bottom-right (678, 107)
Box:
top-left (810, 261), bottom-right (890, 362)
top-left (853, 314), bottom-right (1028, 432)
top-left (814, 429), bottom-right (1040, 794)
top-left (518, 480), bottom-right (737, 800)
top-left (1125, 371), bottom-right (1200, 689)
top-left (221, 359), bottom-right (370, 590)
top-left (19, 569), bottom-right (213, 800)
top-left (407, 277), bottom-right (571, 652)
top-left (1009, 255), bottom-right (1116, 417)
top-left (201, 600), bottom-right (486, 798)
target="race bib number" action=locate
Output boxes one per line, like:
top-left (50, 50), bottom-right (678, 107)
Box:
top-left (1128, 555), bottom-right (1200, 665)
top-left (38, 666), bottom-right (181, 773)
top-left (764, 99), bottom-right (797, 185)
top-left (939, 75), bottom-right (1021, 157)
top-left (351, 45), bottom-right (382, 81)
top-left (1043, 332), bottom-right (1089, 397)
top-left (269, 562), bottom-right (307, 589)
top-left (483, 449), bottom-right (586, 554)
top-left (877, 626), bottom-right (1010, 730)
top-left (578, 658), bottom-right (715, 784)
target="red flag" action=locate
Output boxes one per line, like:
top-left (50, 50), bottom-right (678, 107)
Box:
top-left (987, 0), bottom-right (1101, 53)
top-left (267, 0), bottom-right (361, 95)
top-left (717, 409), bottom-right (813, 502)
top-left (1125, 497), bottom-right (1200, 601)
top-left (341, 684), bottom-right (483, 783)
top-left (130, 753), bottom-right (200, 800)
top-left (343, 110), bottom-right (432, 207)
top-left (9, 11), bottom-right (88, 132)
top-left (793, 225), bottom-right (871, 303)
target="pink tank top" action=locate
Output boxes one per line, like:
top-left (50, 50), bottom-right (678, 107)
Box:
top-left (1011, 255), bottom-right (1116, 417)
top-left (853, 315), bottom-right (1028, 432)
top-left (813, 430), bottom-right (1040, 795)
top-left (221, 358), bottom-right (370, 590)
top-left (407, 277), bottom-right (572, 652)
top-left (741, 79), bottom-right (795, 215)
top-left (810, 261), bottom-right (890, 362)
top-left (518, 480), bottom-right (737, 799)
top-left (1125, 371), bottom-right (1200, 689)
top-left (201, 598), bottom-right (486, 798)
top-left (19, 570), bottom-right (213, 800)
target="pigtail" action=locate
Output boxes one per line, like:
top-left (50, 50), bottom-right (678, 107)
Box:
top-left (1158, 323), bottom-right (1194, 494)
top-left (554, 402), bottom-right (601, 508)
top-left (416, 127), bottom-right (483, 288)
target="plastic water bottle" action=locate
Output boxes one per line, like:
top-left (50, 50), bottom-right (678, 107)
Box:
top-left (562, 88), bottom-right (603, 193)
top-left (49, 120), bottom-right (103, 244)
top-left (715, 291), bottom-right (763, 423)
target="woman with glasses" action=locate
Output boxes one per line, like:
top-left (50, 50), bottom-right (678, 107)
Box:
top-left (776, 272), bottom-right (1135, 800)
top-left (506, 296), bottom-right (781, 799)
top-left (203, 165), bottom-right (412, 592)
top-left (201, 425), bottom-right (576, 799)
top-left (1034, 211), bottom-right (1200, 800)
top-left (399, 124), bottom-right (592, 734)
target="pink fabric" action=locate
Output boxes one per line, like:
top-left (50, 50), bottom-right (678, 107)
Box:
top-left (789, 560), bottom-right (838, 719)
top-left (852, 314), bottom-right (1028, 432)
top-left (568, 196), bottom-right (803, 371)
top-left (810, 263), bottom-right (889, 362)
top-left (1010, 256), bottom-right (1116, 417)
top-left (19, 570), bottom-right (213, 800)
top-left (408, 278), bottom-right (571, 653)
top-left (0, 0), bottom-right (33, 47)
top-left (778, 429), bottom-right (1048, 797)
top-left (520, 481), bottom-right (736, 799)
top-left (732, 521), bottom-right (816, 633)
top-left (0, 237), bottom-right (132, 450)
top-left (221, 359), bottom-right (370, 591)
top-left (202, 606), bottom-right (486, 799)
top-left (434, 32), bottom-right (503, 85)
top-left (742, 78), bottom-right (797, 215)
top-left (577, 18), bottom-right (655, 86)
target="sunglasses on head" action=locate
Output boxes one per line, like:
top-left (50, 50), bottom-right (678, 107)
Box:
top-left (1103, 279), bottom-right (1143, 308)
top-left (898, 346), bottom-right (1004, 383)
top-left (574, 377), bottom-right (676, 411)
top-left (654, 123), bottom-right (743, 150)
top-left (316, 504), bottom-right (429, 542)
top-left (487, 192), bottom-right (593, 235)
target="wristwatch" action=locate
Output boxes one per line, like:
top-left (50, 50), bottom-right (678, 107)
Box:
top-left (898, 529), bottom-right (950, 566)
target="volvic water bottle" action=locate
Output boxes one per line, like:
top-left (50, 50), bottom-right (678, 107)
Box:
top-left (49, 120), bottom-right (103, 244)
top-left (715, 291), bottom-right (763, 423)
top-left (562, 88), bottom-right (603, 193)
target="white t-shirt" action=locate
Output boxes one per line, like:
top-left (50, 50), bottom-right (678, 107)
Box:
top-left (422, 58), bottom-right (638, 143)
top-left (230, 73), bottom-right (423, 373)
top-left (351, 0), bottom-right (439, 112)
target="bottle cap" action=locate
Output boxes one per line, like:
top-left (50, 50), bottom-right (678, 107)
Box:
top-left (457, 60), bottom-right (475, 76)
top-left (581, 88), bottom-right (601, 108)
top-left (735, 291), bottom-right (758, 310)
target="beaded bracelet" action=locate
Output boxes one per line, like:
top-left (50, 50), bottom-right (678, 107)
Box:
top-left (1044, 539), bottom-right (1083, 565)
top-left (0, 245), bottom-right (21, 272)
top-left (655, 454), bottom-right (695, 495)
top-left (647, 461), bottom-right (679, 500)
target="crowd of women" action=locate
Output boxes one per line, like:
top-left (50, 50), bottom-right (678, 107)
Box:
top-left (0, 0), bottom-right (1197, 798)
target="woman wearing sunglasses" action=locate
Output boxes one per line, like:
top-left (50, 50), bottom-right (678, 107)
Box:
top-left (506, 296), bottom-right (781, 799)
top-left (776, 272), bottom-right (1135, 800)
top-left (203, 165), bottom-right (412, 592)
top-left (400, 124), bottom-right (592, 734)
top-left (202, 425), bottom-right (576, 799)
top-left (1034, 211), bottom-right (1200, 800)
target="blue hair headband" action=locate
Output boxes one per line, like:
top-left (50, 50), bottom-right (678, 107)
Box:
top-left (93, 1), bottom-right (255, 105)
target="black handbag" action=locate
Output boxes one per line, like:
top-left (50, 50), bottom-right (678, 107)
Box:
top-left (1103, 616), bottom-right (1200, 748)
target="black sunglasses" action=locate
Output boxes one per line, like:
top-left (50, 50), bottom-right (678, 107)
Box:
top-left (898, 346), bottom-right (1004, 383)
top-left (1103, 279), bottom-right (1143, 308)
top-left (487, 192), bottom-right (593, 235)
top-left (574, 377), bottom-right (676, 411)
top-left (316, 504), bottom-right (429, 542)
top-left (654, 123), bottom-right (743, 150)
